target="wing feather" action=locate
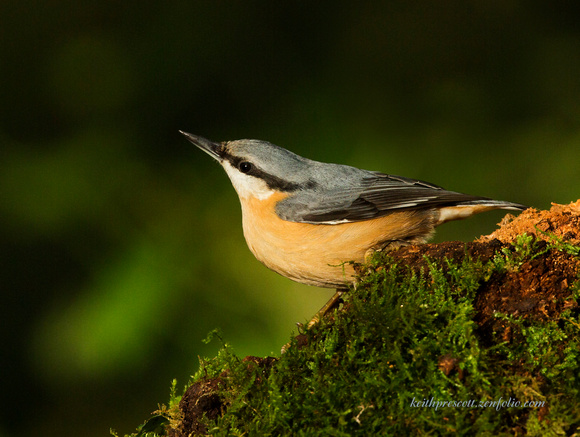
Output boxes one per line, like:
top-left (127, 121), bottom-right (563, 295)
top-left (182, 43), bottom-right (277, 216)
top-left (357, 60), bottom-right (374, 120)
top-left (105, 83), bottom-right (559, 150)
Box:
top-left (276, 171), bottom-right (502, 224)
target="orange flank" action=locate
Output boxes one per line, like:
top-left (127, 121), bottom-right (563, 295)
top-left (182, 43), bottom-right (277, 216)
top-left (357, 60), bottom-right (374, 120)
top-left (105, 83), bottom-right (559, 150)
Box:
top-left (240, 192), bottom-right (436, 288)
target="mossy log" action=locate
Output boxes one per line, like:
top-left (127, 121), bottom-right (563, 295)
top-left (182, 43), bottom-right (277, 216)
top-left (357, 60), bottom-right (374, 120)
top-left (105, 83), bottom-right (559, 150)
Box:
top-left (119, 201), bottom-right (580, 437)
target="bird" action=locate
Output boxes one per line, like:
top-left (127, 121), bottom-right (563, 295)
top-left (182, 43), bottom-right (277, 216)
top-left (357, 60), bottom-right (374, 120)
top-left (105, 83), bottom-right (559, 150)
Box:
top-left (181, 131), bottom-right (527, 292)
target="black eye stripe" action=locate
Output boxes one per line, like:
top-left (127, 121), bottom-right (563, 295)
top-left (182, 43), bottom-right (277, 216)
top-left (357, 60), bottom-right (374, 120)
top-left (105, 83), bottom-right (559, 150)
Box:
top-left (228, 157), bottom-right (255, 175)
top-left (224, 154), bottom-right (316, 192)
top-left (228, 156), bottom-right (249, 171)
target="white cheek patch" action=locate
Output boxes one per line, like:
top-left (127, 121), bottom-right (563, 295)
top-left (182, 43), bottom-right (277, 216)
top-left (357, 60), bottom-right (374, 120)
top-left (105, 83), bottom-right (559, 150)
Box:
top-left (222, 161), bottom-right (275, 200)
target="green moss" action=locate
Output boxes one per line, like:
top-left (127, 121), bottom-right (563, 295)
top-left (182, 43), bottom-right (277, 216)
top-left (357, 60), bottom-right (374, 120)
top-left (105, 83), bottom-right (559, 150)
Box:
top-left (120, 237), bottom-right (580, 436)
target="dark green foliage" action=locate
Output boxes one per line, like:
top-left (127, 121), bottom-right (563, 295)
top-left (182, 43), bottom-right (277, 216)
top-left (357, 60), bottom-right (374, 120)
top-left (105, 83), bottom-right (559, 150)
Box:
top-left (122, 237), bottom-right (580, 436)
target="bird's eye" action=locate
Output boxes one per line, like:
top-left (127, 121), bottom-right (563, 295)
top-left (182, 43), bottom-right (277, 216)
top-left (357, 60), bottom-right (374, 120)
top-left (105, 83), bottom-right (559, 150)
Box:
top-left (239, 161), bottom-right (253, 173)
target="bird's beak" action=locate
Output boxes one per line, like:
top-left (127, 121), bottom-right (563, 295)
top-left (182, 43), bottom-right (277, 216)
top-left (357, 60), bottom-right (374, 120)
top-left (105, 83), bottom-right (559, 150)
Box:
top-left (179, 131), bottom-right (222, 162)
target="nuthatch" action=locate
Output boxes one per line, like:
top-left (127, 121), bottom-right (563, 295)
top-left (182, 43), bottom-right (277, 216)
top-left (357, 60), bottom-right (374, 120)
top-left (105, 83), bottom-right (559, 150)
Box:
top-left (181, 132), bottom-right (526, 289)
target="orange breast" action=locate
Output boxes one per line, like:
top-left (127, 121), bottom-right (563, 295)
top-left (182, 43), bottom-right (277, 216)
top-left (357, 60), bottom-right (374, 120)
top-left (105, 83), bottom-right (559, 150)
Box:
top-left (238, 193), bottom-right (436, 288)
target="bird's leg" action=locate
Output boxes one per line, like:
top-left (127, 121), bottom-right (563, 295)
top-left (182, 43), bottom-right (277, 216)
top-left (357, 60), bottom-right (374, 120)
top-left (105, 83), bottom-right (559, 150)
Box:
top-left (367, 239), bottom-right (414, 258)
top-left (307, 288), bottom-right (345, 328)
top-left (281, 288), bottom-right (346, 354)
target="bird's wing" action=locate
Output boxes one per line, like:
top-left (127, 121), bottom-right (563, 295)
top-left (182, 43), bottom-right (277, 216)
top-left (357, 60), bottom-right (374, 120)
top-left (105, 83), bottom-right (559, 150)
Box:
top-left (276, 171), bottom-right (518, 224)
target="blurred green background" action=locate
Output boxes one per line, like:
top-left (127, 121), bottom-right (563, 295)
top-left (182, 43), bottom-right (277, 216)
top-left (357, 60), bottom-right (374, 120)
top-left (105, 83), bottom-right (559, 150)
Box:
top-left (1, 2), bottom-right (579, 436)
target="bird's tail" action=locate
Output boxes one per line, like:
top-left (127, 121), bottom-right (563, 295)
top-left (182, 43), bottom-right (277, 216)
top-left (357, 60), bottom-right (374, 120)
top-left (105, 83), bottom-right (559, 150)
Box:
top-left (458, 199), bottom-right (528, 210)
top-left (437, 199), bottom-right (528, 224)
